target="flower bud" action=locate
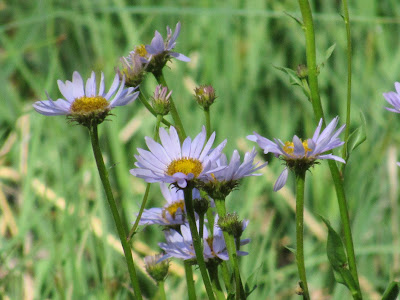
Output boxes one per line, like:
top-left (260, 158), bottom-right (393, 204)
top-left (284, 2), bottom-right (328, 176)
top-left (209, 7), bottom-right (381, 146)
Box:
top-left (152, 85), bottom-right (171, 116)
top-left (194, 85), bottom-right (217, 109)
top-left (193, 197), bottom-right (210, 216)
top-left (116, 52), bottom-right (146, 87)
top-left (296, 64), bottom-right (308, 79)
top-left (144, 254), bottom-right (169, 283)
top-left (217, 213), bottom-right (246, 240)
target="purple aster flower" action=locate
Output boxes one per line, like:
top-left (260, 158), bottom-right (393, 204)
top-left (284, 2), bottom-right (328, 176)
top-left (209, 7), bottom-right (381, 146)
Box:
top-left (33, 71), bottom-right (139, 126)
top-left (146, 22), bottom-right (190, 62)
top-left (158, 215), bottom-right (249, 262)
top-left (130, 126), bottom-right (227, 188)
top-left (247, 117), bottom-right (346, 191)
top-left (383, 82), bottom-right (400, 113)
top-left (138, 183), bottom-right (201, 226)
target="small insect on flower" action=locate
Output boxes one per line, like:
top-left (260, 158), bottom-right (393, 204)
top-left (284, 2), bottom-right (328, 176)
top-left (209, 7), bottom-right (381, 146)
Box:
top-left (33, 71), bottom-right (139, 127)
top-left (247, 117), bottom-right (346, 191)
top-left (130, 126), bottom-right (227, 188)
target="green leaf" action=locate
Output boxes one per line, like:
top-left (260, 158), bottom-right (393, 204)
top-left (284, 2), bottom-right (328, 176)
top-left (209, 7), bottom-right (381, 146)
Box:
top-left (382, 281), bottom-right (400, 300)
top-left (320, 216), bottom-right (361, 297)
top-left (273, 65), bottom-right (311, 99)
top-left (283, 11), bottom-right (303, 26)
top-left (320, 216), bottom-right (347, 268)
top-left (318, 44), bottom-right (336, 70)
top-left (284, 246), bottom-right (297, 255)
top-left (244, 264), bottom-right (262, 296)
top-left (346, 111), bottom-right (367, 161)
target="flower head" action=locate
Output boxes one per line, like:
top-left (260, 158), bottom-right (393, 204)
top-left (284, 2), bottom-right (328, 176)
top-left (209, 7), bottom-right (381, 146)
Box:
top-left (130, 126), bottom-right (227, 188)
top-left (146, 22), bottom-right (190, 63)
top-left (33, 71), bottom-right (139, 127)
top-left (144, 254), bottom-right (169, 283)
top-left (383, 82), bottom-right (400, 113)
top-left (158, 215), bottom-right (249, 263)
top-left (202, 148), bottom-right (268, 198)
top-left (152, 85), bottom-right (172, 116)
top-left (116, 51), bottom-right (147, 87)
top-left (194, 85), bottom-right (217, 109)
top-left (247, 117), bottom-right (346, 191)
top-left (139, 183), bottom-right (201, 227)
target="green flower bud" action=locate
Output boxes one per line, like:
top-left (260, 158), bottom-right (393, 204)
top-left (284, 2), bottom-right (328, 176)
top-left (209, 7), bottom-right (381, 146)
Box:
top-left (144, 254), bottom-right (169, 283)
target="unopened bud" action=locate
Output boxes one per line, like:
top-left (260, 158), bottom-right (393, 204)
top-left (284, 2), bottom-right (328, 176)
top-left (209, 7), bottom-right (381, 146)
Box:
top-left (296, 64), bottom-right (308, 79)
top-left (194, 85), bottom-right (217, 109)
top-left (144, 254), bottom-right (169, 283)
top-left (152, 85), bottom-right (171, 116)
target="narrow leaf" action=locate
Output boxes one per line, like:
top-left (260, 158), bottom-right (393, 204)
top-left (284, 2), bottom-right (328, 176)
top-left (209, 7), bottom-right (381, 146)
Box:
top-left (382, 281), bottom-right (400, 300)
top-left (346, 111), bottom-right (367, 160)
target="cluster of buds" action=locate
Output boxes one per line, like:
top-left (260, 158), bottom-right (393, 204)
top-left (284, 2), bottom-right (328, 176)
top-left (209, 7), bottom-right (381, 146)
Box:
top-left (194, 85), bottom-right (217, 110)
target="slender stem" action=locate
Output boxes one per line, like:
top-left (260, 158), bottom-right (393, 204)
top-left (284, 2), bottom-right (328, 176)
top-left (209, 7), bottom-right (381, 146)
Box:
top-left (88, 125), bottom-right (142, 300)
top-left (138, 91), bottom-right (172, 127)
top-left (295, 170), bottom-right (310, 300)
top-left (220, 261), bottom-right (233, 295)
top-left (208, 263), bottom-right (226, 300)
top-left (214, 199), bottom-right (245, 300)
top-left (297, 1), bottom-right (361, 295)
top-left (204, 107), bottom-right (212, 139)
top-left (127, 114), bottom-right (163, 241)
top-left (158, 281), bottom-right (167, 300)
top-left (184, 261), bottom-right (197, 300)
top-left (184, 187), bottom-right (216, 300)
top-left (154, 71), bottom-right (187, 140)
top-left (340, 0), bottom-right (353, 167)
top-left (199, 213), bottom-right (205, 241)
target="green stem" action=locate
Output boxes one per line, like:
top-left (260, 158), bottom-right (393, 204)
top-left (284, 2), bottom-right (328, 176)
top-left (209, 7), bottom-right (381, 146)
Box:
top-left (138, 91), bottom-right (172, 127)
top-left (127, 114), bottom-right (163, 241)
top-left (88, 125), bottom-right (142, 300)
top-left (184, 187), bottom-right (216, 300)
top-left (220, 261), bottom-right (233, 295)
top-left (199, 213), bottom-right (205, 241)
top-left (297, 1), bottom-right (361, 296)
top-left (340, 0), bottom-right (353, 168)
top-left (154, 71), bottom-right (186, 140)
top-left (158, 281), bottom-right (167, 300)
top-left (215, 199), bottom-right (245, 300)
top-left (204, 107), bottom-right (212, 139)
top-left (184, 261), bottom-right (197, 300)
top-left (208, 263), bottom-right (226, 300)
top-left (295, 170), bottom-right (310, 300)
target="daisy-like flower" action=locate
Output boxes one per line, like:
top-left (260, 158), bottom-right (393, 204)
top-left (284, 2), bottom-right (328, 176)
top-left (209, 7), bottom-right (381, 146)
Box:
top-left (146, 21), bottom-right (190, 63)
top-left (33, 71), bottom-right (139, 127)
top-left (158, 215), bottom-right (249, 262)
top-left (202, 148), bottom-right (268, 198)
top-left (247, 117), bottom-right (346, 191)
top-left (130, 126), bottom-right (227, 188)
top-left (383, 82), bottom-right (400, 113)
top-left (139, 183), bottom-right (201, 226)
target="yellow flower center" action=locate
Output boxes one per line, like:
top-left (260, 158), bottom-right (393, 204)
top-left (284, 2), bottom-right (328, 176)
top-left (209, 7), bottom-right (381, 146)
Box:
top-left (135, 44), bottom-right (148, 57)
top-left (70, 96), bottom-right (109, 115)
top-left (162, 200), bottom-right (185, 220)
top-left (166, 157), bottom-right (203, 177)
top-left (283, 140), bottom-right (311, 156)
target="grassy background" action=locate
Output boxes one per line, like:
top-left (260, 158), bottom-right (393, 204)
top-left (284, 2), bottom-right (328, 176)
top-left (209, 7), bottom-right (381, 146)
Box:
top-left (1, 0), bottom-right (400, 299)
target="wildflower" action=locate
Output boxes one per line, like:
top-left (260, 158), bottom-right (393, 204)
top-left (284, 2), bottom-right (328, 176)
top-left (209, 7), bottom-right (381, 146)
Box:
top-left (158, 215), bottom-right (249, 263)
top-left (152, 85), bottom-right (172, 116)
top-left (33, 71), bottom-right (139, 127)
top-left (218, 212), bottom-right (250, 242)
top-left (144, 254), bottom-right (169, 283)
top-left (116, 51), bottom-right (147, 87)
top-left (146, 22), bottom-right (190, 63)
top-left (383, 82), bottom-right (400, 113)
top-left (202, 148), bottom-right (267, 198)
top-left (194, 85), bottom-right (217, 109)
top-left (139, 183), bottom-right (201, 227)
top-left (130, 126), bottom-right (227, 188)
top-left (247, 117), bottom-right (345, 191)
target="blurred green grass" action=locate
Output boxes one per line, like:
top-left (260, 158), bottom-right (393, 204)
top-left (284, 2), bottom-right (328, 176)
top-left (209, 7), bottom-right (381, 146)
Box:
top-left (1, 0), bottom-right (400, 299)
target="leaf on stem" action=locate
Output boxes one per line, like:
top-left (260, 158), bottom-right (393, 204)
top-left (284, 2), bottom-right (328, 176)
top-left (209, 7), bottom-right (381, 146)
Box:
top-left (382, 281), bottom-right (400, 300)
top-left (320, 216), bottom-right (359, 296)
top-left (273, 65), bottom-right (311, 99)
top-left (244, 264), bottom-right (262, 297)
